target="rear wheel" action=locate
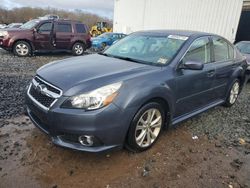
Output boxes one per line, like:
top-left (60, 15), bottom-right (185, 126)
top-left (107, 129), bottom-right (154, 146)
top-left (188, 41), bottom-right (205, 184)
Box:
top-left (72, 42), bottom-right (85, 56)
top-left (126, 102), bottom-right (165, 152)
top-left (13, 41), bottom-right (31, 57)
top-left (223, 79), bottom-right (240, 107)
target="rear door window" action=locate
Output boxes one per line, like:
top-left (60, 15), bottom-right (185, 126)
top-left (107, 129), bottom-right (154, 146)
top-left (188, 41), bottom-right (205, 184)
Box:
top-left (212, 37), bottom-right (234, 61)
top-left (228, 44), bottom-right (235, 59)
top-left (56, 23), bottom-right (72, 33)
top-left (75, 24), bottom-right (86, 33)
top-left (183, 37), bottom-right (211, 64)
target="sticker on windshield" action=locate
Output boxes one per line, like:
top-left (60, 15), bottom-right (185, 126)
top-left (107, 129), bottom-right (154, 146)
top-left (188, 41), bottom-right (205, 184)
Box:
top-left (157, 57), bottom-right (168, 64)
top-left (168, 35), bottom-right (188, 41)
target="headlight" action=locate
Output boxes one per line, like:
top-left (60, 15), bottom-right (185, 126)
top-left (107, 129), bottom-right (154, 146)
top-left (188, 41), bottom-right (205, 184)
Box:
top-left (62, 82), bottom-right (122, 110)
top-left (0, 31), bottom-right (8, 37)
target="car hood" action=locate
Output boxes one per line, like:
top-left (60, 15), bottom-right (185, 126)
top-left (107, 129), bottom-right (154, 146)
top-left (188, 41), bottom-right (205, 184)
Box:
top-left (2, 28), bottom-right (31, 33)
top-left (91, 37), bottom-right (106, 42)
top-left (37, 54), bottom-right (159, 96)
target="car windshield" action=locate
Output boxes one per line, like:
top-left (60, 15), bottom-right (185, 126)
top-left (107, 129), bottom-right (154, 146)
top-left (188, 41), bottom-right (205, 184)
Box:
top-left (103, 34), bottom-right (188, 66)
top-left (236, 42), bottom-right (250, 54)
top-left (20, 20), bottom-right (39, 29)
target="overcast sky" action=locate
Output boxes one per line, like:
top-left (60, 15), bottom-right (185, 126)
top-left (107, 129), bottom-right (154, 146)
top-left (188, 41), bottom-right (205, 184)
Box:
top-left (2, 0), bottom-right (114, 18)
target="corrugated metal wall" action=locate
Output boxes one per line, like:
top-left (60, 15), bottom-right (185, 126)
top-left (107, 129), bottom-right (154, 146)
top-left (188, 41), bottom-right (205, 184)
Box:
top-left (113, 0), bottom-right (243, 42)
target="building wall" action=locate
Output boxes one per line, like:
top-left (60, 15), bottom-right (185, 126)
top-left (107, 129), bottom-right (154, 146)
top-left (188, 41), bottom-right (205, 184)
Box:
top-left (113, 0), bottom-right (243, 42)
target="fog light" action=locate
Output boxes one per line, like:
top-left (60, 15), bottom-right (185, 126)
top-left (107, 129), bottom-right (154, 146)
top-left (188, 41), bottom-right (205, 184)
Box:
top-left (78, 135), bottom-right (94, 146)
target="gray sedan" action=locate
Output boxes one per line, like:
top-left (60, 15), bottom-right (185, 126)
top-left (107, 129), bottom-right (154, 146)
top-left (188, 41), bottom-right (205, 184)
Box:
top-left (26, 30), bottom-right (248, 152)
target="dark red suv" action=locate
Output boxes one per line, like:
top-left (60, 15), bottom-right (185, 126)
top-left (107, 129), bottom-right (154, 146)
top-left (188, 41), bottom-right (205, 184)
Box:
top-left (0, 19), bottom-right (91, 57)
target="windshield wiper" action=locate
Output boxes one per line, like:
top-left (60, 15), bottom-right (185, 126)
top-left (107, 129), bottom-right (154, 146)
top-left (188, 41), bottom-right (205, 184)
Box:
top-left (112, 55), bottom-right (153, 65)
top-left (98, 53), bottom-right (154, 65)
top-left (98, 52), bottom-right (105, 55)
top-left (98, 52), bottom-right (114, 57)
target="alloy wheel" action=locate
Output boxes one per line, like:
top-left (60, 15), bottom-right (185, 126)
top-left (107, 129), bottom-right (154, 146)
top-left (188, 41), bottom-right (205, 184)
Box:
top-left (16, 43), bottom-right (29, 56)
top-left (229, 81), bottom-right (240, 104)
top-left (135, 108), bottom-right (162, 148)
top-left (74, 44), bottom-right (83, 55)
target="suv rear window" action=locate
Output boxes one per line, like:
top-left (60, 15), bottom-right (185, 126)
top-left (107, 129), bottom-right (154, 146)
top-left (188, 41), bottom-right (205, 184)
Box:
top-left (56, 23), bottom-right (72, 33)
top-left (76, 24), bottom-right (86, 33)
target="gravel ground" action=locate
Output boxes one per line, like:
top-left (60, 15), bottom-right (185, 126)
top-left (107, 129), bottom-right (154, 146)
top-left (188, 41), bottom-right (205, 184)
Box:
top-left (184, 86), bottom-right (250, 149)
top-left (0, 49), bottom-right (249, 188)
top-left (0, 49), bottom-right (70, 119)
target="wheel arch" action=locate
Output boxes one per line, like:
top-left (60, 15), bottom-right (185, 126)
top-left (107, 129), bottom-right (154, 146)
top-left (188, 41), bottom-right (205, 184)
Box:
top-left (12, 39), bottom-right (34, 52)
top-left (123, 95), bottom-right (173, 152)
top-left (140, 97), bottom-right (172, 128)
top-left (231, 67), bottom-right (246, 92)
top-left (71, 40), bottom-right (86, 49)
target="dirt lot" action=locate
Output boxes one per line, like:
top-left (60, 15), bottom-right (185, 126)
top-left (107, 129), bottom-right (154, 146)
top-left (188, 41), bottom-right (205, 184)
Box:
top-left (0, 49), bottom-right (249, 188)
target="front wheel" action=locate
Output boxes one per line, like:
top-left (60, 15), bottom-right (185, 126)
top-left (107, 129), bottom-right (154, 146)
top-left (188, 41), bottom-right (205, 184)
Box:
top-left (223, 79), bottom-right (240, 107)
top-left (72, 42), bottom-right (85, 56)
top-left (126, 102), bottom-right (165, 152)
top-left (13, 41), bottom-right (31, 57)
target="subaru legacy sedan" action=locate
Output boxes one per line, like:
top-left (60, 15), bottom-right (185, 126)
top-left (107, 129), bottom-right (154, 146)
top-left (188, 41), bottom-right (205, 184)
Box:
top-left (26, 30), bottom-right (248, 152)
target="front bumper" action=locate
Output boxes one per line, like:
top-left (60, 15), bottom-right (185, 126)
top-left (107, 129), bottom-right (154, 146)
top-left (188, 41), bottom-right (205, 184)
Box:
top-left (91, 41), bottom-right (102, 49)
top-left (25, 93), bottom-right (135, 152)
top-left (0, 37), bottom-right (13, 51)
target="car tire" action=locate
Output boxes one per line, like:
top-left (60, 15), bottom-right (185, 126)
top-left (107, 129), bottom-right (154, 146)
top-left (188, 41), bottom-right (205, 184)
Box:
top-left (125, 102), bottom-right (166, 152)
top-left (72, 42), bottom-right (85, 56)
top-left (13, 41), bottom-right (31, 57)
top-left (223, 79), bottom-right (240, 107)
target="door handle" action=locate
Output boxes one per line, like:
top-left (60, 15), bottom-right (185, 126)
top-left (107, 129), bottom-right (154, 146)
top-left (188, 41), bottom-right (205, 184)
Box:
top-left (207, 70), bottom-right (215, 77)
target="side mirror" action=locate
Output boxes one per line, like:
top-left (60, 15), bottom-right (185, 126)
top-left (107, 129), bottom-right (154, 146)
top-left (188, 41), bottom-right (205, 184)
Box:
top-left (33, 28), bottom-right (37, 33)
top-left (181, 61), bottom-right (204, 70)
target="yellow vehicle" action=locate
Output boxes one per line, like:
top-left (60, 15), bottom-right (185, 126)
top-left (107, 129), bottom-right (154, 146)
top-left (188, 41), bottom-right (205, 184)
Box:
top-left (90, 22), bottom-right (113, 37)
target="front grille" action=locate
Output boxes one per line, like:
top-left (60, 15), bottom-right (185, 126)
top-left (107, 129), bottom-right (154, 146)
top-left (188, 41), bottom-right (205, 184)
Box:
top-left (29, 86), bottom-right (55, 108)
top-left (28, 76), bottom-right (62, 110)
top-left (34, 77), bottom-right (61, 94)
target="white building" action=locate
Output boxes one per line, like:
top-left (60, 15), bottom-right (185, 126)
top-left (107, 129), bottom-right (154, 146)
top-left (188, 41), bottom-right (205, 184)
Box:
top-left (113, 0), bottom-right (250, 42)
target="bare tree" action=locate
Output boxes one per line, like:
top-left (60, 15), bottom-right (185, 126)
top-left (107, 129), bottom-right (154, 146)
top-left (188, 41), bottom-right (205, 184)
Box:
top-left (0, 6), bottom-right (112, 28)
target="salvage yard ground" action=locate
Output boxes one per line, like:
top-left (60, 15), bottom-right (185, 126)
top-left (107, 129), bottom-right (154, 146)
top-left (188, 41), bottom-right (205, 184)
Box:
top-left (0, 49), bottom-right (249, 188)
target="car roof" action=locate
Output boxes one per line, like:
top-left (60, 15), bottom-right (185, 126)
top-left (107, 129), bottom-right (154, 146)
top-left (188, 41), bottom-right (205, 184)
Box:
top-left (39, 19), bottom-right (84, 24)
top-left (134, 30), bottom-right (212, 38)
